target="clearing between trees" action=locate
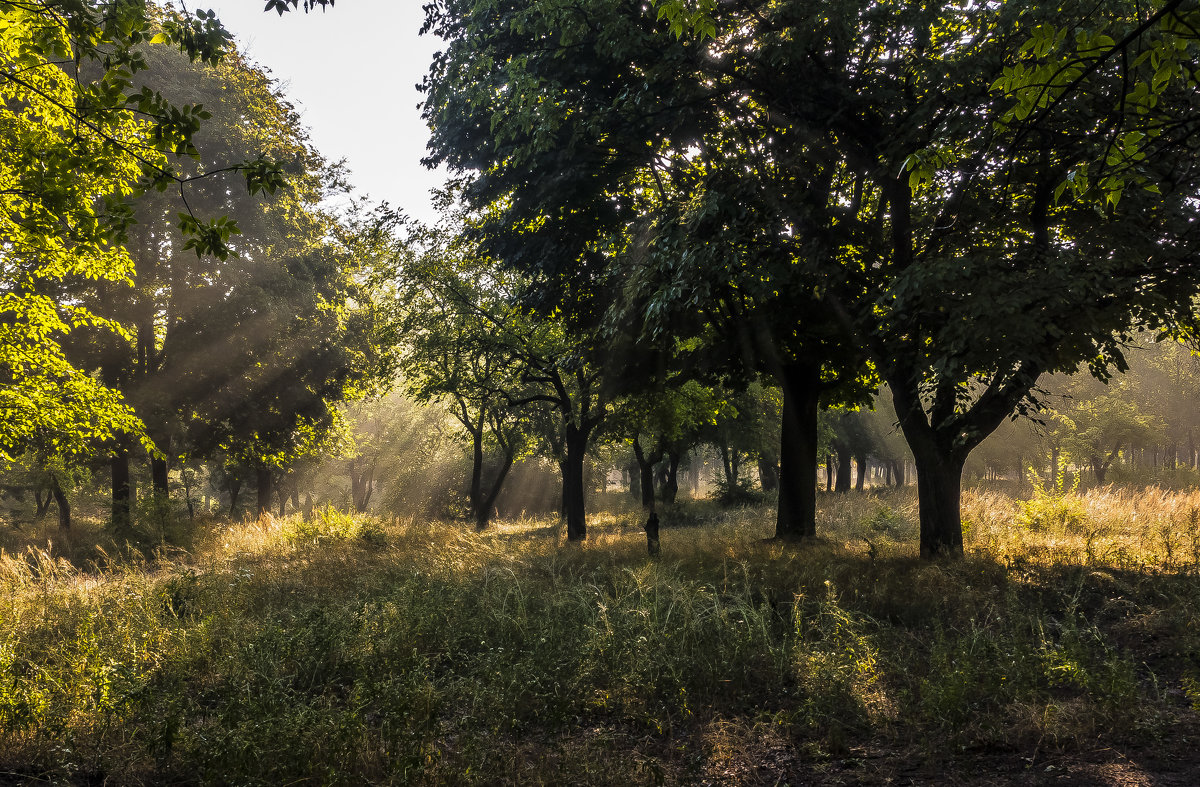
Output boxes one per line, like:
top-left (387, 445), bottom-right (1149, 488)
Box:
top-left (3, 487), bottom-right (1200, 785)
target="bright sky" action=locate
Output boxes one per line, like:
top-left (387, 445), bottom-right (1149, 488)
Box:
top-left (208, 1), bottom-right (447, 223)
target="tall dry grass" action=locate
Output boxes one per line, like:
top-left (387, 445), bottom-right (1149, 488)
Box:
top-left (0, 489), bottom-right (1198, 784)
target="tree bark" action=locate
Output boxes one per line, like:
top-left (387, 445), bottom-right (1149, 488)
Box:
top-left (467, 428), bottom-right (485, 522)
top-left (633, 437), bottom-right (665, 511)
top-left (111, 442), bottom-right (133, 538)
top-left (758, 455), bottom-right (779, 493)
top-left (151, 435), bottom-right (170, 499)
top-left (854, 453), bottom-right (867, 492)
top-left (256, 468), bottom-right (272, 517)
top-left (228, 479), bottom-right (242, 517)
top-left (911, 445), bottom-right (966, 558)
top-left (663, 449), bottom-right (681, 504)
top-left (476, 449), bottom-right (515, 531)
top-left (33, 489), bottom-right (51, 521)
top-left (834, 444), bottom-right (852, 492)
top-left (50, 475), bottom-right (70, 531)
top-left (775, 361), bottom-right (820, 540)
top-left (563, 424), bottom-right (588, 541)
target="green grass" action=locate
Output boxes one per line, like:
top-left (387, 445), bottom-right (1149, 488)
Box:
top-left (2, 488), bottom-right (1199, 784)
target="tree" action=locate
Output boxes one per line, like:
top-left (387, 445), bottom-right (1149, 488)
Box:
top-left (397, 224), bottom-right (534, 529)
top-left (1064, 395), bottom-right (1163, 484)
top-left (424, 0), bottom-right (1200, 559)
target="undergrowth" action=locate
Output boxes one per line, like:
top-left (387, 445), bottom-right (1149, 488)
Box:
top-left (1, 487), bottom-right (1198, 784)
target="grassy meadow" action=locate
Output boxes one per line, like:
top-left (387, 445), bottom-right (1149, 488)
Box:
top-left (3, 487), bottom-right (1200, 785)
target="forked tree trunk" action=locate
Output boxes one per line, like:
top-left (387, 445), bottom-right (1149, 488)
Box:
top-left (33, 489), bottom-right (51, 521)
top-left (633, 437), bottom-right (664, 511)
top-left (475, 449), bottom-right (515, 531)
top-left (50, 475), bottom-right (71, 531)
top-left (775, 361), bottom-right (820, 541)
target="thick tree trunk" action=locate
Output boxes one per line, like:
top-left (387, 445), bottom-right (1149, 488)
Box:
top-left (834, 444), bottom-right (852, 492)
top-left (911, 445), bottom-right (966, 558)
top-left (256, 468), bottom-right (272, 517)
top-left (775, 361), bottom-right (820, 540)
top-left (563, 425), bottom-right (588, 541)
top-left (854, 453), bottom-right (867, 492)
top-left (111, 444), bottom-right (133, 538)
top-left (50, 475), bottom-right (71, 531)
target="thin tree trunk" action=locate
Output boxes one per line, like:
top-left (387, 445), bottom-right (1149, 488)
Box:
top-left (228, 479), bottom-right (242, 517)
top-left (663, 449), bottom-right (681, 504)
top-left (468, 428), bottom-right (485, 523)
top-left (112, 442), bottom-right (133, 538)
top-left (775, 361), bottom-right (820, 540)
top-left (633, 437), bottom-right (664, 511)
top-left (476, 450), bottom-right (515, 531)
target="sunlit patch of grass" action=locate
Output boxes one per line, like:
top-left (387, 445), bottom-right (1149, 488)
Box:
top-left (1, 487), bottom-right (1199, 782)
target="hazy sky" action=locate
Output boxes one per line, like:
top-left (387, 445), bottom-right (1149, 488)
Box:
top-left (208, 1), bottom-right (447, 222)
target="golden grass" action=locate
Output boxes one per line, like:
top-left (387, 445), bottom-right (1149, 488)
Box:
top-left (1, 486), bottom-right (1199, 784)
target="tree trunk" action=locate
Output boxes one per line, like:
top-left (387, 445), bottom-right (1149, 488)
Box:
top-left (256, 468), bottom-right (272, 517)
top-left (633, 437), bottom-right (664, 511)
top-left (910, 444), bottom-right (966, 558)
top-left (468, 428), bottom-right (485, 522)
top-left (476, 449), bottom-right (515, 531)
top-left (228, 479), bottom-right (242, 517)
top-left (50, 475), bottom-right (71, 531)
top-left (563, 424), bottom-right (588, 541)
top-left (663, 449), bottom-right (681, 505)
top-left (854, 453), bottom-right (867, 492)
top-left (151, 442), bottom-right (170, 499)
top-left (758, 455), bottom-right (779, 493)
top-left (626, 462), bottom-right (641, 500)
top-left (826, 454), bottom-right (834, 491)
top-left (33, 489), bottom-right (51, 521)
top-left (834, 444), bottom-right (852, 492)
top-left (775, 361), bottom-right (820, 540)
top-left (111, 444), bottom-right (133, 538)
